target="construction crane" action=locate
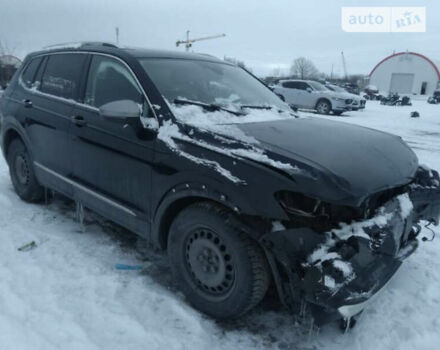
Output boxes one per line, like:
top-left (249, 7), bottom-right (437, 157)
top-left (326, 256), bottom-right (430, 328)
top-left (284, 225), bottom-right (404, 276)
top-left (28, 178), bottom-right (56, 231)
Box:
top-left (341, 51), bottom-right (348, 80)
top-left (176, 31), bottom-right (226, 52)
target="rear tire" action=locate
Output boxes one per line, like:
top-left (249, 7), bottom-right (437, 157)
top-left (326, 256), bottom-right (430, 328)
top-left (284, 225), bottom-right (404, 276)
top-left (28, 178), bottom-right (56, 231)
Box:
top-left (168, 202), bottom-right (270, 319)
top-left (316, 99), bottom-right (331, 115)
top-left (7, 139), bottom-right (44, 202)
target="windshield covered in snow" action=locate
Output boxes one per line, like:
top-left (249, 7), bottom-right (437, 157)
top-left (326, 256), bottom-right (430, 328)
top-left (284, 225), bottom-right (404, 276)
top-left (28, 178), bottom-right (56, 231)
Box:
top-left (139, 58), bottom-right (289, 111)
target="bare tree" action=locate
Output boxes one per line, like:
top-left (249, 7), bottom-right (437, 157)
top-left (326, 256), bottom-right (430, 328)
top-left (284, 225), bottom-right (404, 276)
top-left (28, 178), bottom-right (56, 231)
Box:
top-left (0, 40), bottom-right (19, 88)
top-left (0, 40), bottom-right (14, 56)
top-left (0, 40), bottom-right (5, 56)
top-left (290, 57), bottom-right (320, 80)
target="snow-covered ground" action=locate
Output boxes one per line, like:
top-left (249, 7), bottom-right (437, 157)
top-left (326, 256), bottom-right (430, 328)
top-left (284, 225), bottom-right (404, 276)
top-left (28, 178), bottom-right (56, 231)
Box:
top-left (0, 99), bottom-right (439, 350)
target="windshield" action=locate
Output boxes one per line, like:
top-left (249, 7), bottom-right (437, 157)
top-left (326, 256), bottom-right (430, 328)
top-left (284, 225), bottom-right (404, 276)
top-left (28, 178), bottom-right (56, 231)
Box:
top-left (308, 81), bottom-right (328, 91)
top-left (139, 58), bottom-right (289, 111)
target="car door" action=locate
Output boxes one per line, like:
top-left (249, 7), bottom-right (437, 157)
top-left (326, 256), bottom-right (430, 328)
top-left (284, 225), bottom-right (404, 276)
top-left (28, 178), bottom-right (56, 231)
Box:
top-left (69, 54), bottom-right (157, 234)
top-left (15, 53), bottom-right (88, 196)
top-left (299, 82), bottom-right (317, 108)
top-left (278, 81), bottom-right (297, 105)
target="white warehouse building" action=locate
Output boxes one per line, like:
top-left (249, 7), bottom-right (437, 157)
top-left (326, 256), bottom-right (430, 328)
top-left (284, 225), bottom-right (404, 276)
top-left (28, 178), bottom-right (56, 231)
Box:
top-left (369, 51), bottom-right (440, 96)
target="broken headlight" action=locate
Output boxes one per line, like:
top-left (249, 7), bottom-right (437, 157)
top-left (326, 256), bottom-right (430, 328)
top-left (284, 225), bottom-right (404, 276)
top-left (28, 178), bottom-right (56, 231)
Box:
top-left (412, 165), bottom-right (440, 188)
top-left (275, 191), bottom-right (364, 230)
top-left (275, 191), bottom-right (323, 218)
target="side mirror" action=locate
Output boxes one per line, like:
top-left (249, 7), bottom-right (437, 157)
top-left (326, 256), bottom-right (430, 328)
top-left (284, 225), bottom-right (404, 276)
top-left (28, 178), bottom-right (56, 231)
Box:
top-left (276, 93), bottom-right (285, 102)
top-left (306, 87), bottom-right (312, 93)
top-left (99, 100), bottom-right (141, 122)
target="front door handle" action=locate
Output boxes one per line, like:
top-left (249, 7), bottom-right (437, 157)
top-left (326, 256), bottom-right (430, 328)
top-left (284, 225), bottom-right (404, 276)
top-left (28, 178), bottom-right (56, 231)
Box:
top-left (71, 115), bottom-right (87, 127)
top-left (23, 99), bottom-right (33, 108)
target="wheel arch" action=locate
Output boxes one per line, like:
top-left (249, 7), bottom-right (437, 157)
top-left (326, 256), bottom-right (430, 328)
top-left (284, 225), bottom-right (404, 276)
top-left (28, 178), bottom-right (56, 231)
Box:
top-left (315, 97), bottom-right (332, 110)
top-left (1, 120), bottom-right (32, 161)
top-left (151, 185), bottom-right (252, 251)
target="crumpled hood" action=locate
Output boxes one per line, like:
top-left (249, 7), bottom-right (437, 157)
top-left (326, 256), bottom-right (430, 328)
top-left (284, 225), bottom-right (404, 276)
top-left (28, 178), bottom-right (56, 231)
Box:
top-left (235, 117), bottom-right (418, 198)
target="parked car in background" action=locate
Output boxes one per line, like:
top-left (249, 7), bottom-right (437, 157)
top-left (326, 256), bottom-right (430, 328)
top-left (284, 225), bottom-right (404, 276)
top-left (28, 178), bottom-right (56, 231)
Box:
top-left (342, 82), bottom-right (360, 95)
top-left (1, 43), bottom-right (440, 329)
top-left (272, 79), bottom-right (354, 115)
top-left (325, 83), bottom-right (366, 111)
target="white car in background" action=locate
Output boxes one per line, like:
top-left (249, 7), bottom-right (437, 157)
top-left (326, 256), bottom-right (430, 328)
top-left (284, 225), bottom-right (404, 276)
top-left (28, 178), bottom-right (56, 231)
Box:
top-left (272, 79), bottom-right (353, 115)
top-left (325, 83), bottom-right (366, 111)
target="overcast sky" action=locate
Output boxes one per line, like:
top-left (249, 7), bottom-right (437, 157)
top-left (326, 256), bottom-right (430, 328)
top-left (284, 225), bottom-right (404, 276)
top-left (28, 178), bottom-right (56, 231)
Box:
top-left (0, 0), bottom-right (438, 77)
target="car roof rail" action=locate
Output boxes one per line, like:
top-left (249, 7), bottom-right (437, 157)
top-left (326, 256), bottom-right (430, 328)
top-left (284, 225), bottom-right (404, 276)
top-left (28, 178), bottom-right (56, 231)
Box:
top-left (80, 42), bottom-right (119, 48)
top-left (42, 41), bottom-right (118, 50)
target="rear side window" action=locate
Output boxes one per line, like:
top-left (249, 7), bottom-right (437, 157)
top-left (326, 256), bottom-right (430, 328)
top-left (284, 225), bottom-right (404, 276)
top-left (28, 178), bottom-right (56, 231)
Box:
top-left (282, 81), bottom-right (299, 89)
top-left (40, 54), bottom-right (86, 100)
top-left (296, 82), bottom-right (309, 90)
top-left (84, 55), bottom-right (142, 108)
top-left (21, 57), bottom-right (43, 88)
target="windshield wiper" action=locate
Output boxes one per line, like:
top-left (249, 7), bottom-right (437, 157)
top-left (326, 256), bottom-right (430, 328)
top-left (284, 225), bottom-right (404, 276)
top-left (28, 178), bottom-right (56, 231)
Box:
top-left (240, 104), bottom-right (296, 116)
top-left (173, 98), bottom-right (244, 116)
top-left (240, 104), bottom-right (273, 110)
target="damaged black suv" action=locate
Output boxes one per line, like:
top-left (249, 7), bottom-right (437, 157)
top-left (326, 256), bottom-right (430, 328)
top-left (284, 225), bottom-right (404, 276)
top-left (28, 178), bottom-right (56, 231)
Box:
top-left (1, 42), bottom-right (440, 326)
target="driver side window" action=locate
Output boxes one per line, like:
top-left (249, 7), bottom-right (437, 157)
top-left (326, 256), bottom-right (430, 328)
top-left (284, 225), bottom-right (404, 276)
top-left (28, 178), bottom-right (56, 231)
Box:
top-left (296, 82), bottom-right (309, 91)
top-left (85, 55), bottom-right (143, 108)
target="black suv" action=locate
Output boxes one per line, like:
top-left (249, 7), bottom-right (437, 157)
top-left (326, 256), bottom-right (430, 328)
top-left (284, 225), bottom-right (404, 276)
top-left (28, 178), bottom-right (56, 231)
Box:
top-left (1, 42), bottom-right (439, 326)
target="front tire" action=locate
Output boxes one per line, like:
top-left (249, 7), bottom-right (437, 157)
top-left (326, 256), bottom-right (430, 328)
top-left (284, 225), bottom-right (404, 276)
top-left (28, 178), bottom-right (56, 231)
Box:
top-left (316, 99), bottom-right (331, 115)
top-left (7, 139), bottom-right (44, 202)
top-left (168, 202), bottom-right (270, 319)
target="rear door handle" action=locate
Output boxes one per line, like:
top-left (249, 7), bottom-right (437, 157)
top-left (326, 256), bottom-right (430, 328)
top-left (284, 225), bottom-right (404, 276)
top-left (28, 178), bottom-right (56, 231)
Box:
top-left (23, 99), bottom-right (33, 108)
top-left (71, 115), bottom-right (87, 127)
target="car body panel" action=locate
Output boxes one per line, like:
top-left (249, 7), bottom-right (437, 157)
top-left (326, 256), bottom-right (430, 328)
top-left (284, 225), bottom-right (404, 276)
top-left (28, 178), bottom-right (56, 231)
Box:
top-left (236, 118), bottom-right (418, 204)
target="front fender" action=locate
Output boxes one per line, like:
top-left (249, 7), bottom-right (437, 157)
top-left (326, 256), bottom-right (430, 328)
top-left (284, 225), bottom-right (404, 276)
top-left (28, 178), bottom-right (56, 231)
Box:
top-left (150, 175), bottom-right (274, 248)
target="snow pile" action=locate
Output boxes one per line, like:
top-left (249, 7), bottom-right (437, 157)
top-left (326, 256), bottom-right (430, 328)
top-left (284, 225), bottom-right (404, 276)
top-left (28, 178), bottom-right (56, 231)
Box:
top-left (157, 120), bottom-right (244, 184)
top-left (333, 259), bottom-right (354, 277)
top-left (397, 193), bottom-right (413, 219)
top-left (155, 103), bottom-right (300, 183)
top-left (271, 220), bottom-right (286, 232)
top-left (169, 102), bottom-right (294, 126)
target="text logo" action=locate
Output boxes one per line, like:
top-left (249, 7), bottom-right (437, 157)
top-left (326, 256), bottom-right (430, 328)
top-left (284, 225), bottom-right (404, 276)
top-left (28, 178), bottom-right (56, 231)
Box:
top-left (341, 7), bottom-right (426, 32)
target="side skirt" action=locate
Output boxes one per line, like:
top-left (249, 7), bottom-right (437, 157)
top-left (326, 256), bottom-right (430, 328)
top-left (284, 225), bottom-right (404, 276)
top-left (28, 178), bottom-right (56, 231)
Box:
top-left (34, 161), bottom-right (150, 237)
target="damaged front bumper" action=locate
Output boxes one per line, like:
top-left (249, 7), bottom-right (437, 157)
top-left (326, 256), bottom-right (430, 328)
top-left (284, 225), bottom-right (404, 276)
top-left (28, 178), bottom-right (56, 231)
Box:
top-left (261, 178), bottom-right (440, 326)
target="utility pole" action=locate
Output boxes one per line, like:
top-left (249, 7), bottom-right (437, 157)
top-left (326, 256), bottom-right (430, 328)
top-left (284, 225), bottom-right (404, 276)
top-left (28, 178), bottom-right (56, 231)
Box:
top-left (115, 27), bottom-right (120, 45)
top-left (341, 51), bottom-right (348, 80)
top-left (176, 30), bottom-right (226, 52)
